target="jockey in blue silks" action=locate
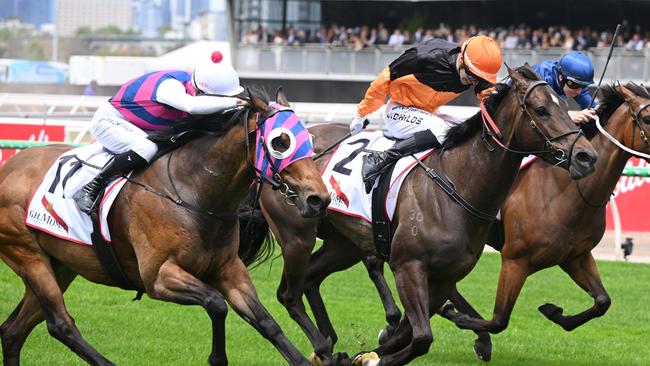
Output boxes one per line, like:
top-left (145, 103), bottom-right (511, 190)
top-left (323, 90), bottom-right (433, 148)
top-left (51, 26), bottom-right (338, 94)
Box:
top-left (533, 51), bottom-right (597, 124)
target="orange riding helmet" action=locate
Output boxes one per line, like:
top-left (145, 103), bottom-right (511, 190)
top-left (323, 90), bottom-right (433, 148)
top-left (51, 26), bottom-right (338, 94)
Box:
top-left (460, 35), bottom-right (503, 84)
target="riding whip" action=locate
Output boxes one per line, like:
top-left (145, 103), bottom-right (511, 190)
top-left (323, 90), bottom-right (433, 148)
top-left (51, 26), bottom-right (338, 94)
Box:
top-left (589, 23), bottom-right (621, 109)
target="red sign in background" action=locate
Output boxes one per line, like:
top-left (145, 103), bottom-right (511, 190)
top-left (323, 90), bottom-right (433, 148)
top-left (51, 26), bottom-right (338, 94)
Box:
top-left (1, 123), bottom-right (648, 231)
top-left (606, 157), bottom-right (650, 232)
top-left (0, 123), bottom-right (66, 164)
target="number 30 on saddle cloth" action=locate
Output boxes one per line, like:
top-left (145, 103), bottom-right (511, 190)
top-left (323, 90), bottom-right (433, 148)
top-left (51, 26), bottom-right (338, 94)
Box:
top-left (25, 143), bottom-right (130, 246)
top-left (321, 130), bottom-right (433, 223)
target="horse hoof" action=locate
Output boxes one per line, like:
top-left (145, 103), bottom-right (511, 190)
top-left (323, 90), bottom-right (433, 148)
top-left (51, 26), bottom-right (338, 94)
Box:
top-left (309, 352), bottom-right (323, 366)
top-left (332, 352), bottom-right (350, 366)
top-left (538, 303), bottom-right (563, 319)
top-left (473, 339), bottom-right (492, 362)
top-left (353, 352), bottom-right (380, 366)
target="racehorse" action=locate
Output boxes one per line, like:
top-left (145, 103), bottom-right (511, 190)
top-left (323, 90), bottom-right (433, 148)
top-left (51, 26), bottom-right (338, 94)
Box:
top-left (439, 83), bottom-right (650, 344)
top-left (0, 89), bottom-right (329, 366)
top-left (244, 65), bottom-right (599, 366)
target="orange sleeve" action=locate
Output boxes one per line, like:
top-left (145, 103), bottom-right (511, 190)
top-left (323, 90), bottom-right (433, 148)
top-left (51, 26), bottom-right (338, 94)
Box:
top-left (357, 67), bottom-right (390, 116)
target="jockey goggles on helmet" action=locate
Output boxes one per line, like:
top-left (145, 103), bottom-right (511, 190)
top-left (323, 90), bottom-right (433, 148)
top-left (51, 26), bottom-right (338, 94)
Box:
top-left (564, 78), bottom-right (587, 90)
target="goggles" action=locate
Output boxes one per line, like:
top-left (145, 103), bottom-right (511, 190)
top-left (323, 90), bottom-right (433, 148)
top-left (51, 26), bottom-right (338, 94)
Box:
top-left (565, 78), bottom-right (587, 90)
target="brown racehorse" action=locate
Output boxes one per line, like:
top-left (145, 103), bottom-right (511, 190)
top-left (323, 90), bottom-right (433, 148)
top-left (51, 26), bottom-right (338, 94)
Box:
top-left (439, 83), bottom-right (650, 346)
top-left (243, 65), bottom-right (598, 366)
top-left (0, 89), bottom-right (329, 366)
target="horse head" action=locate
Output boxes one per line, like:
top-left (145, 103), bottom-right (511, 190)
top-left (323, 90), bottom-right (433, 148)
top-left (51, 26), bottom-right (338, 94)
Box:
top-left (613, 82), bottom-right (650, 161)
top-left (506, 63), bottom-right (598, 179)
top-left (246, 87), bottom-right (330, 218)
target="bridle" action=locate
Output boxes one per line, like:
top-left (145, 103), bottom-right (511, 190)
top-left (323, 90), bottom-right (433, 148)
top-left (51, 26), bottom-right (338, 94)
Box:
top-left (243, 107), bottom-right (300, 204)
top-left (578, 93), bottom-right (650, 207)
top-left (480, 79), bottom-right (584, 167)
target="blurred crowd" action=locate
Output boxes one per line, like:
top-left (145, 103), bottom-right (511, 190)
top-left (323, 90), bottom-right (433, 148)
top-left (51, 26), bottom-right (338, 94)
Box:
top-left (242, 23), bottom-right (650, 51)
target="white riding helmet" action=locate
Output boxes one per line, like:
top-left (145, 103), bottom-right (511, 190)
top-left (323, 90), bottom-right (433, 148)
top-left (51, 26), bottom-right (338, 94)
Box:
top-left (192, 51), bottom-right (244, 96)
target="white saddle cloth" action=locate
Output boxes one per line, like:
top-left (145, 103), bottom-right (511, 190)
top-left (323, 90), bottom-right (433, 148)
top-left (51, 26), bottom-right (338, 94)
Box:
top-left (25, 143), bottom-right (130, 245)
top-left (322, 131), bottom-right (433, 223)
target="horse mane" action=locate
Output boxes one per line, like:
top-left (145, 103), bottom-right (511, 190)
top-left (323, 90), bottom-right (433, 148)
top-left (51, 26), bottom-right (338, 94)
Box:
top-left (583, 82), bottom-right (650, 139)
top-left (442, 65), bottom-right (543, 150)
top-left (148, 86), bottom-right (270, 150)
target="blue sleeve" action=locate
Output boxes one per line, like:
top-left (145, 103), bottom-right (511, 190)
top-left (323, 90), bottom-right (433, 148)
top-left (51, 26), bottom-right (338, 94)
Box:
top-left (574, 88), bottom-right (595, 109)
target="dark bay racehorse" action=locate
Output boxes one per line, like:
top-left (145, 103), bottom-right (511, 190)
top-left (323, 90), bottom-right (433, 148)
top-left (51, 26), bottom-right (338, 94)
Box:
top-left (0, 90), bottom-right (329, 366)
top-left (247, 65), bottom-right (598, 366)
top-left (440, 83), bottom-right (650, 342)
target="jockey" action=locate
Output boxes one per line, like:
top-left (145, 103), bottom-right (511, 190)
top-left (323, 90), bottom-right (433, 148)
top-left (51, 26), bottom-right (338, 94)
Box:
top-left (72, 51), bottom-right (248, 214)
top-left (349, 35), bottom-right (503, 193)
top-left (533, 51), bottom-right (597, 124)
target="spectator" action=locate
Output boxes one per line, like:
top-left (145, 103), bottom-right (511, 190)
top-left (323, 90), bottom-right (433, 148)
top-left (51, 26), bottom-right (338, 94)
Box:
top-left (83, 80), bottom-right (98, 96)
top-left (388, 29), bottom-right (405, 47)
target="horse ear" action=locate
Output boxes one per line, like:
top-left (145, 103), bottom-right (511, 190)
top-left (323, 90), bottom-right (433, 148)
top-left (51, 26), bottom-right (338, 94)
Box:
top-left (506, 64), bottom-right (527, 92)
top-left (617, 83), bottom-right (638, 107)
top-left (275, 86), bottom-right (290, 107)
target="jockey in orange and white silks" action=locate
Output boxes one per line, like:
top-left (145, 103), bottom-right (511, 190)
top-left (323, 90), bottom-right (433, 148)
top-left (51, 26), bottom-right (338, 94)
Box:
top-left (350, 35), bottom-right (503, 193)
top-left (73, 51), bottom-right (248, 215)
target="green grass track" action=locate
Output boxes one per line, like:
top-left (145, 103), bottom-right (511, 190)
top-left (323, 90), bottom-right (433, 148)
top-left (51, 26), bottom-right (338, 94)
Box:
top-left (1, 252), bottom-right (649, 365)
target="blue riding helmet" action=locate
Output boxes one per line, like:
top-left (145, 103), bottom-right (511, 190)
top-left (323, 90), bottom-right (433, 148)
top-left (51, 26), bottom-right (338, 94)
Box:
top-left (557, 51), bottom-right (595, 87)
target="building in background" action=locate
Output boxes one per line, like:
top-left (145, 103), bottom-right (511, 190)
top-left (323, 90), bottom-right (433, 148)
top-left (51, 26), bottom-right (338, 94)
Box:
top-left (56, 0), bottom-right (132, 36)
top-left (0, 0), bottom-right (54, 28)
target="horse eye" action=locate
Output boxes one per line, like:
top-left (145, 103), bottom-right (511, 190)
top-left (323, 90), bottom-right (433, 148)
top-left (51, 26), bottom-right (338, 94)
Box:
top-left (534, 106), bottom-right (549, 116)
top-left (644, 116), bottom-right (650, 125)
top-left (271, 133), bottom-right (290, 152)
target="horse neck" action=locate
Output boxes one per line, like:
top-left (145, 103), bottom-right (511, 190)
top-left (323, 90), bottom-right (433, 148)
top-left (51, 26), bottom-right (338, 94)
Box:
top-left (441, 92), bottom-right (524, 216)
top-left (172, 123), bottom-right (254, 213)
top-left (568, 104), bottom-right (634, 206)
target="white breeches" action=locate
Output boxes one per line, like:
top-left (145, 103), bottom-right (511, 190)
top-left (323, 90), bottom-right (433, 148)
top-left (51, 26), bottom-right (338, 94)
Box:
top-left (90, 101), bottom-right (158, 161)
top-left (384, 101), bottom-right (464, 143)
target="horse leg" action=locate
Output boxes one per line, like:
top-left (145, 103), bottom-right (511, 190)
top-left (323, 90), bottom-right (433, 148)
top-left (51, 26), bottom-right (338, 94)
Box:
top-left (361, 256), bottom-right (402, 345)
top-left (2, 263), bottom-right (77, 366)
top-left (442, 258), bottom-right (529, 334)
top-left (273, 229), bottom-right (337, 365)
top-left (3, 253), bottom-right (113, 365)
top-left (216, 258), bottom-right (310, 366)
top-left (302, 233), bottom-right (363, 357)
top-left (441, 286), bottom-right (492, 361)
top-left (538, 253), bottom-right (611, 331)
top-left (371, 260), bottom-right (433, 366)
top-left (146, 260), bottom-right (229, 366)
top-left (0, 299), bottom-right (24, 338)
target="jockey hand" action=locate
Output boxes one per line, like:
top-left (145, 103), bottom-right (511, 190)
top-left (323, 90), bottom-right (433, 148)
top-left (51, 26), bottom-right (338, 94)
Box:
top-left (234, 98), bottom-right (249, 107)
top-left (476, 87), bottom-right (496, 102)
top-left (569, 108), bottom-right (597, 125)
top-left (350, 114), bottom-right (367, 135)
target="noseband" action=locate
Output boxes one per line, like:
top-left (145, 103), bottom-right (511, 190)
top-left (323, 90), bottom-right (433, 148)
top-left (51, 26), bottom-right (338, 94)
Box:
top-left (481, 80), bottom-right (583, 165)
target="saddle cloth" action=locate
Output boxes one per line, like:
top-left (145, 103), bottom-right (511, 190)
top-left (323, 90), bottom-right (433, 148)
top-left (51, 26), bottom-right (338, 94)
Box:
top-left (322, 131), bottom-right (433, 223)
top-left (25, 143), bottom-right (130, 246)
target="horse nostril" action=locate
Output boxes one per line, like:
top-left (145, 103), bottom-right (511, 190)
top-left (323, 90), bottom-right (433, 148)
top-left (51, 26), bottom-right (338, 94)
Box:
top-left (307, 195), bottom-right (325, 211)
top-left (576, 151), bottom-right (596, 165)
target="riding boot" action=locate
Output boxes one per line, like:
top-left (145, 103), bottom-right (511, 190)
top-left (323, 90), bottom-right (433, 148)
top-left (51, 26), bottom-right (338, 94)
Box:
top-left (73, 150), bottom-right (148, 214)
top-left (362, 130), bottom-right (440, 193)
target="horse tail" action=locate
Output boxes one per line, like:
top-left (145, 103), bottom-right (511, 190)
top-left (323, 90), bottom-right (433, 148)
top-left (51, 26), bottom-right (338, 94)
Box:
top-left (237, 185), bottom-right (275, 268)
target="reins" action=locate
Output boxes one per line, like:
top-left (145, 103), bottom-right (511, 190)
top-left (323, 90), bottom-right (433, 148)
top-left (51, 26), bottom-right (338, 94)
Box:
top-left (576, 93), bottom-right (650, 208)
top-left (480, 80), bottom-right (583, 166)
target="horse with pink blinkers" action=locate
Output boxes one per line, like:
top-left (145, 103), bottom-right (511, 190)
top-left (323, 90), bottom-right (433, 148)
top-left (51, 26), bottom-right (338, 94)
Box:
top-left (0, 88), bottom-right (328, 366)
